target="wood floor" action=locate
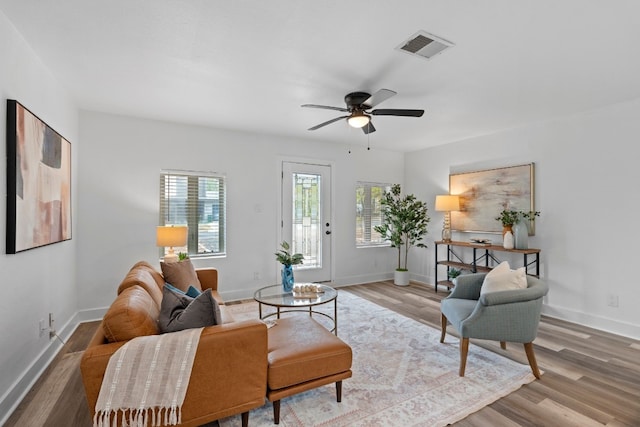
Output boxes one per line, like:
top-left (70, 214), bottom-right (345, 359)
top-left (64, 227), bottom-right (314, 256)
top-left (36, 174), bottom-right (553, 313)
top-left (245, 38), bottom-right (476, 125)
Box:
top-left (6, 281), bottom-right (640, 426)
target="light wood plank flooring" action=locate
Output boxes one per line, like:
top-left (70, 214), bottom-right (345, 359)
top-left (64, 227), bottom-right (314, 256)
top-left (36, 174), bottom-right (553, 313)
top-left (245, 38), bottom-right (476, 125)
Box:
top-left (6, 281), bottom-right (640, 426)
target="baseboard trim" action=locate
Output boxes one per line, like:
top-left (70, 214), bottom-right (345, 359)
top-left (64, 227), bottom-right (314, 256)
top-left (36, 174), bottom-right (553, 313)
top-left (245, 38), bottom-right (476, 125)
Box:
top-left (542, 304), bottom-right (640, 340)
top-left (0, 312), bottom-right (79, 426)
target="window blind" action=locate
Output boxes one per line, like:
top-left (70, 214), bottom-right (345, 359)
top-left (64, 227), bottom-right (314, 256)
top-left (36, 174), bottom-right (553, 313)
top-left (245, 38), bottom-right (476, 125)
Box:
top-left (159, 170), bottom-right (226, 257)
top-left (356, 181), bottom-right (391, 247)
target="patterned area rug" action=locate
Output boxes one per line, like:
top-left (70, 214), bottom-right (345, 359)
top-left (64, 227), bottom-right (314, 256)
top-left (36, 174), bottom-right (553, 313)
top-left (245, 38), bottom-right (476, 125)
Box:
top-left (218, 290), bottom-right (538, 427)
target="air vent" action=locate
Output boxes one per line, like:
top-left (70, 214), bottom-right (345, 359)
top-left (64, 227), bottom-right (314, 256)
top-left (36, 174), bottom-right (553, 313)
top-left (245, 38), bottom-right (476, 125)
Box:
top-left (396, 31), bottom-right (454, 60)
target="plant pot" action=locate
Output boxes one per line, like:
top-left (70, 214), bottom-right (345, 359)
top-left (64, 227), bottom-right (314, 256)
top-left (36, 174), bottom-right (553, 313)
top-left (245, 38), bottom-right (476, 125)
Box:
top-left (394, 270), bottom-right (410, 286)
top-left (281, 265), bottom-right (294, 292)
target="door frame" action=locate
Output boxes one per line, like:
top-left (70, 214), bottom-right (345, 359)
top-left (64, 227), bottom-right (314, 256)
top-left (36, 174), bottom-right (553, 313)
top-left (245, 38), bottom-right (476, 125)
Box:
top-left (276, 156), bottom-right (335, 283)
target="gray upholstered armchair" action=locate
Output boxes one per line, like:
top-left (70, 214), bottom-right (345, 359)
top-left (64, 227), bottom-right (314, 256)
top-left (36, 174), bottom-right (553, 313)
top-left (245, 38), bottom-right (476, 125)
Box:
top-left (440, 272), bottom-right (549, 378)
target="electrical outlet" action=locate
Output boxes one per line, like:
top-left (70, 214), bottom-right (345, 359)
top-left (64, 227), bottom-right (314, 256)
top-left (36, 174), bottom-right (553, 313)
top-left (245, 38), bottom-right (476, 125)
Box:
top-left (253, 272), bottom-right (260, 281)
top-left (607, 294), bottom-right (619, 308)
top-left (39, 319), bottom-right (46, 337)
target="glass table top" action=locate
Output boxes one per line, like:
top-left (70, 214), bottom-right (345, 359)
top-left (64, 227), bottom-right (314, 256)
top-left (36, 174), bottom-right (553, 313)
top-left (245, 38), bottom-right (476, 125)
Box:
top-left (253, 283), bottom-right (337, 308)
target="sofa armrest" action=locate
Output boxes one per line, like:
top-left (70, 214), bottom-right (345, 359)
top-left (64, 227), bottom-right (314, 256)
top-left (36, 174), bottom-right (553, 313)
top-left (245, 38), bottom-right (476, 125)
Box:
top-left (196, 268), bottom-right (224, 304)
top-left (80, 319), bottom-right (268, 425)
top-left (196, 268), bottom-right (218, 291)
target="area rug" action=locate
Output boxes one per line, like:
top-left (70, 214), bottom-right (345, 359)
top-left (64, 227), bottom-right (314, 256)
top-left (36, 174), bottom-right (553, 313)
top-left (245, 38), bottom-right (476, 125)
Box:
top-left (218, 290), bottom-right (538, 427)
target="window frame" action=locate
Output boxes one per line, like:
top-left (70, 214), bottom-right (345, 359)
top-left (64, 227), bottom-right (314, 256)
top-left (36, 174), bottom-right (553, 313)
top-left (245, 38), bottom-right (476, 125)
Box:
top-left (159, 170), bottom-right (227, 259)
top-left (355, 181), bottom-right (391, 248)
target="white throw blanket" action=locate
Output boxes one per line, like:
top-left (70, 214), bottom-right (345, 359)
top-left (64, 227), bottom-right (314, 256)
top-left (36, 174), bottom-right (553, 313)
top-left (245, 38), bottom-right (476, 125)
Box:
top-left (94, 327), bottom-right (203, 427)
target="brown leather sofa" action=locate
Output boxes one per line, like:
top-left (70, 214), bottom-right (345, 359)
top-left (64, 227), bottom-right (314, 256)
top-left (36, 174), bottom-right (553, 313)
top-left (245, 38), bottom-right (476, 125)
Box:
top-left (80, 261), bottom-right (268, 427)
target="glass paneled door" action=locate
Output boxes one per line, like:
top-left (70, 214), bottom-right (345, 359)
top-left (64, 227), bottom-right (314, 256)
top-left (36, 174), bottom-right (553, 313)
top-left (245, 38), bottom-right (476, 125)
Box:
top-left (281, 161), bottom-right (332, 283)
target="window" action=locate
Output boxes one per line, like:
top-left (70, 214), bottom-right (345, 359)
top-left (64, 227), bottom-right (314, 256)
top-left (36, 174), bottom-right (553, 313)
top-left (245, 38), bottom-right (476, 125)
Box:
top-left (159, 170), bottom-right (226, 258)
top-left (356, 182), bottom-right (391, 247)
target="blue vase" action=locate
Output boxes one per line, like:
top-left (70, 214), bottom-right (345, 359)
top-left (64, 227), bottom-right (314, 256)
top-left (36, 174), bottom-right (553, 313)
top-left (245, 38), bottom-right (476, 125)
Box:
top-left (513, 220), bottom-right (529, 250)
top-left (281, 265), bottom-right (294, 292)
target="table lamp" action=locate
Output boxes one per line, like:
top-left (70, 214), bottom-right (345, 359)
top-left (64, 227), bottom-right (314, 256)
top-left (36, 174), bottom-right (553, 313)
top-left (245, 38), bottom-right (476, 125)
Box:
top-left (435, 195), bottom-right (460, 242)
top-left (156, 225), bottom-right (188, 263)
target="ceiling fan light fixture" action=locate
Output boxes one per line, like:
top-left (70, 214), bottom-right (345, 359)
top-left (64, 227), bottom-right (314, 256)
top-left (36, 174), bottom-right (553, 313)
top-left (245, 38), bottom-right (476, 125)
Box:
top-left (347, 111), bottom-right (370, 128)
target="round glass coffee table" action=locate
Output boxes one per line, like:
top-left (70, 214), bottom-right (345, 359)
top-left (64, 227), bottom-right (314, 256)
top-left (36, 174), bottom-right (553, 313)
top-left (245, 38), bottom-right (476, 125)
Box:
top-left (253, 284), bottom-right (338, 334)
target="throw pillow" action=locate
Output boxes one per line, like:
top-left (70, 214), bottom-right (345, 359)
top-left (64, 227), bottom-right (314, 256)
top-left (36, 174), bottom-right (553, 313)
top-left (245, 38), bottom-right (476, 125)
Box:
top-left (165, 282), bottom-right (202, 298)
top-left (160, 259), bottom-right (202, 293)
top-left (185, 285), bottom-right (202, 298)
top-left (158, 286), bottom-right (222, 333)
top-left (480, 261), bottom-right (527, 295)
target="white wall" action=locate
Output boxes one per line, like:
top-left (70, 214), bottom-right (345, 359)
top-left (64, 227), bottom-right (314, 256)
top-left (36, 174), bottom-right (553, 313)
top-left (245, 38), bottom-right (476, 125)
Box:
top-left (76, 111), bottom-right (405, 314)
top-left (0, 10), bottom-right (79, 420)
top-left (405, 99), bottom-right (640, 339)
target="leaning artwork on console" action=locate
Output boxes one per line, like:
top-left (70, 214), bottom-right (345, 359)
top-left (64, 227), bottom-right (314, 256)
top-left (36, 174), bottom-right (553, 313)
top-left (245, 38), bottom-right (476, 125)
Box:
top-left (6, 100), bottom-right (72, 254)
top-left (450, 163), bottom-right (534, 234)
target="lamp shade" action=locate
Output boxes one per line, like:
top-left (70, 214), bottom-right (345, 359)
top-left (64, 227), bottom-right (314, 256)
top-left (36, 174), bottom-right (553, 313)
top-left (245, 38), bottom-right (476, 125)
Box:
top-left (435, 195), bottom-right (460, 212)
top-left (156, 226), bottom-right (188, 247)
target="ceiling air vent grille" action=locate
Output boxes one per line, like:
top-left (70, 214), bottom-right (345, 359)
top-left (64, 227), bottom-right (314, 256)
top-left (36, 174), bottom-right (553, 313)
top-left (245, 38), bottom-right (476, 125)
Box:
top-left (396, 31), bottom-right (454, 60)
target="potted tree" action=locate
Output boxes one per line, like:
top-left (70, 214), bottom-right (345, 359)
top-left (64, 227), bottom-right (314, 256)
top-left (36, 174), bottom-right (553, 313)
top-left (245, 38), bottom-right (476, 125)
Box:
top-left (374, 184), bottom-right (430, 286)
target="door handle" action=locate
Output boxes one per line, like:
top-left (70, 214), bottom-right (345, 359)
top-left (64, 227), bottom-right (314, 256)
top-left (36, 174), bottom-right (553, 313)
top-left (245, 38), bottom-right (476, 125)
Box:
top-left (325, 230), bottom-right (332, 235)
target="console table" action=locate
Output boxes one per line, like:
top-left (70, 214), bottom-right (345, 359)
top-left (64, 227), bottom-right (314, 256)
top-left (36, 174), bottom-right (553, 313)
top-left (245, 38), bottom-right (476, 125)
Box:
top-left (434, 240), bottom-right (541, 293)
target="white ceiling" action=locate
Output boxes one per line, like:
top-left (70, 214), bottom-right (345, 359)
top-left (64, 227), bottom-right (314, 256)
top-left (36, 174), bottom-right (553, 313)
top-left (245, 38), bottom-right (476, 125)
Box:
top-left (2, 0), bottom-right (640, 152)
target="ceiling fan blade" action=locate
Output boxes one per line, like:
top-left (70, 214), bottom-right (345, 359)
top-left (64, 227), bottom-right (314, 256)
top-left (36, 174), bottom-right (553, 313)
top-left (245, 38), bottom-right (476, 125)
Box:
top-left (362, 89), bottom-right (397, 108)
top-left (308, 115), bottom-right (350, 131)
top-left (301, 104), bottom-right (349, 112)
top-left (362, 122), bottom-right (376, 134)
top-left (371, 109), bottom-right (424, 117)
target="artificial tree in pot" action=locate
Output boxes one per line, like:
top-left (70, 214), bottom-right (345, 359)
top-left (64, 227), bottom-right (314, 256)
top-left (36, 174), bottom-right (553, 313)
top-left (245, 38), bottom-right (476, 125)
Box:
top-left (374, 184), bottom-right (430, 286)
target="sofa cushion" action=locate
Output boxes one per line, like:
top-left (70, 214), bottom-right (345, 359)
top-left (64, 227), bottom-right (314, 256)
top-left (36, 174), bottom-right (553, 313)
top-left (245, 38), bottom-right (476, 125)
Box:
top-left (480, 261), bottom-right (527, 295)
top-left (102, 285), bottom-right (160, 343)
top-left (161, 259), bottom-right (202, 292)
top-left (267, 316), bottom-right (352, 390)
top-left (158, 286), bottom-right (221, 333)
top-left (117, 268), bottom-right (164, 308)
top-left (130, 261), bottom-right (165, 289)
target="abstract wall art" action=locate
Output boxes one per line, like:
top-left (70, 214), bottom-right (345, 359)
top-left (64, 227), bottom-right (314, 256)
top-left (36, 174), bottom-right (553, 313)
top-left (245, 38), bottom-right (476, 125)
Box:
top-left (449, 163), bottom-right (534, 234)
top-left (6, 100), bottom-right (72, 253)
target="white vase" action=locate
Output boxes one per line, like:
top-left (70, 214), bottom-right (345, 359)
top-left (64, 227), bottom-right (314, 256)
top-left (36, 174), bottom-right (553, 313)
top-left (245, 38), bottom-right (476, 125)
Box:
top-left (503, 231), bottom-right (514, 249)
top-left (394, 270), bottom-right (410, 286)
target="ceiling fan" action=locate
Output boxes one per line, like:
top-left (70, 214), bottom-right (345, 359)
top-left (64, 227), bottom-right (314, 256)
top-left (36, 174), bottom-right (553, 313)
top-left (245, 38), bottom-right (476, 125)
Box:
top-left (302, 89), bottom-right (424, 134)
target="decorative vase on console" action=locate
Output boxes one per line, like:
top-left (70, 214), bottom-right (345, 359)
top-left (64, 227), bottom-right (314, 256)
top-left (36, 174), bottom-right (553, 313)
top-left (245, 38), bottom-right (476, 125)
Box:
top-left (274, 241), bottom-right (304, 293)
top-left (513, 220), bottom-right (528, 250)
top-left (503, 231), bottom-right (514, 249)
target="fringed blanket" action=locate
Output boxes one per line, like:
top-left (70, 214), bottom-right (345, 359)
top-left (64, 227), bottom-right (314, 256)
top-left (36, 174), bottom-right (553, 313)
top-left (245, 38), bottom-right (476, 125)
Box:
top-left (94, 327), bottom-right (203, 427)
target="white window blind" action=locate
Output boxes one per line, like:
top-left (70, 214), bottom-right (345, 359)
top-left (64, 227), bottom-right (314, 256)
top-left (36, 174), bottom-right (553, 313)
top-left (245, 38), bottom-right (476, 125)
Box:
top-left (356, 181), bottom-right (391, 247)
top-left (159, 170), bottom-right (226, 257)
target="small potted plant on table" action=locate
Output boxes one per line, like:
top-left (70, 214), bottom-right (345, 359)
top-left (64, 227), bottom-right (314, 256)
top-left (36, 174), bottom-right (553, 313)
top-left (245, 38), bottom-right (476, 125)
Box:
top-left (275, 241), bottom-right (304, 292)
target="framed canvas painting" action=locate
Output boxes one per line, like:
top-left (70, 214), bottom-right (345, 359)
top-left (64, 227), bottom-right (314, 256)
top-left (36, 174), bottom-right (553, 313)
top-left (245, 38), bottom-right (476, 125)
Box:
top-left (449, 163), bottom-right (534, 234)
top-left (6, 100), bottom-right (72, 253)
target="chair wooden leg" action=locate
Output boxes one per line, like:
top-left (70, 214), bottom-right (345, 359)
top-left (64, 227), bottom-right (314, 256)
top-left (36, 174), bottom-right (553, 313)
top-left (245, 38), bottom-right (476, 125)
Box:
top-left (241, 411), bottom-right (249, 427)
top-left (459, 337), bottom-right (469, 376)
top-left (336, 380), bottom-right (343, 402)
top-left (440, 313), bottom-right (447, 343)
top-left (500, 341), bottom-right (507, 350)
top-left (524, 342), bottom-right (541, 379)
top-left (273, 400), bottom-right (281, 424)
